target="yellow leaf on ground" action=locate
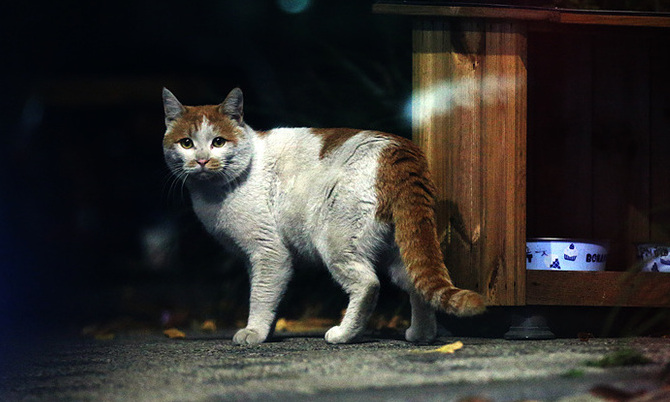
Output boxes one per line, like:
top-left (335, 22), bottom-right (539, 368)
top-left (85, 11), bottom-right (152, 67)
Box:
top-left (201, 320), bottom-right (217, 332)
top-left (415, 341), bottom-right (464, 354)
top-left (274, 317), bottom-right (336, 333)
top-left (275, 318), bottom-right (289, 332)
top-left (163, 328), bottom-right (186, 339)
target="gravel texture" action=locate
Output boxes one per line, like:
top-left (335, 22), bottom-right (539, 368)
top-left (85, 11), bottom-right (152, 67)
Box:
top-left (1, 332), bottom-right (668, 401)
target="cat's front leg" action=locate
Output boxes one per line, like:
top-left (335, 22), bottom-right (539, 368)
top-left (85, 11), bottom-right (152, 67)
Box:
top-left (233, 251), bottom-right (292, 345)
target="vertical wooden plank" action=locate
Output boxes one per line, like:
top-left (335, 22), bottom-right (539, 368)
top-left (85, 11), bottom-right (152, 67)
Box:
top-left (414, 19), bottom-right (527, 305)
top-left (512, 24), bottom-right (528, 303)
top-left (413, 18), bottom-right (486, 298)
top-left (480, 21), bottom-right (527, 305)
top-left (443, 20), bottom-right (485, 299)
top-left (413, 18), bottom-right (450, 233)
top-left (592, 34), bottom-right (651, 270)
top-left (650, 33), bottom-right (670, 244)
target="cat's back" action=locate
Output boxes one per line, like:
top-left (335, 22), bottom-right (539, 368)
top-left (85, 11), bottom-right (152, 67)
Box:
top-left (252, 127), bottom-right (398, 257)
top-left (258, 127), bottom-right (395, 172)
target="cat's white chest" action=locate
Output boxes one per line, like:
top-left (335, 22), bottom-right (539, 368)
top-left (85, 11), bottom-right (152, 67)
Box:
top-left (190, 173), bottom-right (271, 255)
top-left (190, 193), bottom-right (222, 232)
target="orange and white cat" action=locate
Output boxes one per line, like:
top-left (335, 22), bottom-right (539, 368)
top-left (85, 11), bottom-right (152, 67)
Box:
top-left (162, 88), bottom-right (485, 345)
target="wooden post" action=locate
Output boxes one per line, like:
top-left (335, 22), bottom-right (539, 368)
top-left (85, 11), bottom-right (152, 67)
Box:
top-left (412, 19), bottom-right (527, 305)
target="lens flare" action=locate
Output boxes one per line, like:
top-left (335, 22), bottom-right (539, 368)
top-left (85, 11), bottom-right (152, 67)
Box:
top-left (277, 0), bottom-right (311, 14)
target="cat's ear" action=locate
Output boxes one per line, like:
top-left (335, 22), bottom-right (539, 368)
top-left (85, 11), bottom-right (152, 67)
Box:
top-left (162, 88), bottom-right (185, 127)
top-left (220, 88), bottom-right (244, 124)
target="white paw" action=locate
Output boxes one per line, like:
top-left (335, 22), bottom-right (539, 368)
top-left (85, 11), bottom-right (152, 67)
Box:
top-left (405, 325), bottom-right (436, 343)
top-left (325, 326), bottom-right (355, 344)
top-left (233, 328), bottom-right (267, 345)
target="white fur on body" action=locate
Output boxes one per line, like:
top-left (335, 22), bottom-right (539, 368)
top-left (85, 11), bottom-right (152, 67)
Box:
top-left (164, 112), bottom-right (438, 345)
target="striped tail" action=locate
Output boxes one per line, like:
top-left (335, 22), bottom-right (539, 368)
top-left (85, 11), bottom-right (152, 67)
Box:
top-left (376, 136), bottom-right (486, 317)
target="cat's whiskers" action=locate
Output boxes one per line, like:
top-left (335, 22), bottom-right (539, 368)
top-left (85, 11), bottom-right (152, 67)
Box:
top-left (160, 168), bottom-right (181, 199)
top-left (217, 162), bottom-right (242, 188)
top-left (178, 169), bottom-right (191, 199)
top-left (160, 170), bottom-right (175, 196)
top-left (164, 168), bottom-right (191, 203)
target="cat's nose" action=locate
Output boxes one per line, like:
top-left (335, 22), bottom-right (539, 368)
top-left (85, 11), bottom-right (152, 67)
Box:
top-left (197, 159), bottom-right (209, 167)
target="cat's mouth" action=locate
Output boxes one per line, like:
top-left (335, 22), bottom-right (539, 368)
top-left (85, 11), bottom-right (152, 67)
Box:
top-left (184, 159), bottom-right (223, 179)
top-left (187, 166), bottom-right (223, 181)
top-left (190, 169), bottom-right (217, 180)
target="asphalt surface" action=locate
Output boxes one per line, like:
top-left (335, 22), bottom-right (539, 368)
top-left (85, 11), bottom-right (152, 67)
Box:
top-left (1, 331), bottom-right (668, 401)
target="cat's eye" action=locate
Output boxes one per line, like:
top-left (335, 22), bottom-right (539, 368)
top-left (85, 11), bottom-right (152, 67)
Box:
top-left (212, 137), bottom-right (226, 148)
top-left (178, 138), bottom-right (194, 149)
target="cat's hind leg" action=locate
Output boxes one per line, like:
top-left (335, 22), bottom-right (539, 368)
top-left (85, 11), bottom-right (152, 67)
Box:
top-left (405, 292), bottom-right (438, 343)
top-left (233, 248), bottom-right (292, 345)
top-left (323, 258), bottom-right (380, 344)
top-left (389, 257), bottom-right (437, 343)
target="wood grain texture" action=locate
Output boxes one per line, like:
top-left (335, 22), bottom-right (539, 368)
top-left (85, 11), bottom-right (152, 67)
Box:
top-left (412, 19), bottom-right (526, 305)
top-left (480, 21), bottom-right (527, 306)
top-left (374, 3), bottom-right (670, 28)
top-left (376, 4), bottom-right (555, 22)
top-left (527, 271), bottom-right (670, 307)
top-left (557, 13), bottom-right (670, 28)
top-left (402, 6), bottom-right (670, 307)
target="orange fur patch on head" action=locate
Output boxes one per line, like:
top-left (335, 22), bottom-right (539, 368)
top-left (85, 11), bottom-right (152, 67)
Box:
top-left (312, 128), bottom-right (362, 158)
top-left (163, 105), bottom-right (241, 148)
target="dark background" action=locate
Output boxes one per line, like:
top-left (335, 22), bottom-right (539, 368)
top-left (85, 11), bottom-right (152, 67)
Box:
top-left (0, 0), bottom-right (415, 334)
top-left (2, 0), bottom-right (670, 337)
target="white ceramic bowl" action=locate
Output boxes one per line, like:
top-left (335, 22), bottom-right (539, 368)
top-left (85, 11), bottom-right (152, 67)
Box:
top-left (526, 238), bottom-right (609, 271)
top-left (635, 243), bottom-right (670, 272)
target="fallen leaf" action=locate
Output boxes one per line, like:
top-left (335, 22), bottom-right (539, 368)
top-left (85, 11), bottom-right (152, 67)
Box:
top-left (201, 320), bottom-right (217, 332)
top-left (163, 328), bottom-right (186, 339)
top-left (370, 314), bottom-right (409, 331)
top-left (415, 341), bottom-right (464, 354)
top-left (387, 315), bottom-right (408, 329)
top-left (275, 318), bottom-right (289, 332)
top-left (274, 317), bottom-right (336, 333)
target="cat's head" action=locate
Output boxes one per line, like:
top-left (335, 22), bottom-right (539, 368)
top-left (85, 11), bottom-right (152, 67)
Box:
top-left (162, 88), bottom-right (252, 184)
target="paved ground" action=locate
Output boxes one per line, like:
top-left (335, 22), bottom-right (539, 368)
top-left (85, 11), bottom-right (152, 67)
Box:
top-left (1, 330), bottom-right (669, 401)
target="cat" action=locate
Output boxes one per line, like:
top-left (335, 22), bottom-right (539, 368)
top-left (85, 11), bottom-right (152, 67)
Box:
top-left (162, 87), bottom-right (485, 345)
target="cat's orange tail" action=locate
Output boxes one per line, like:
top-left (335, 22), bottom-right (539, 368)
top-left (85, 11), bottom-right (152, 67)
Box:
top-left (376, 136), bottom-right (486, 317)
